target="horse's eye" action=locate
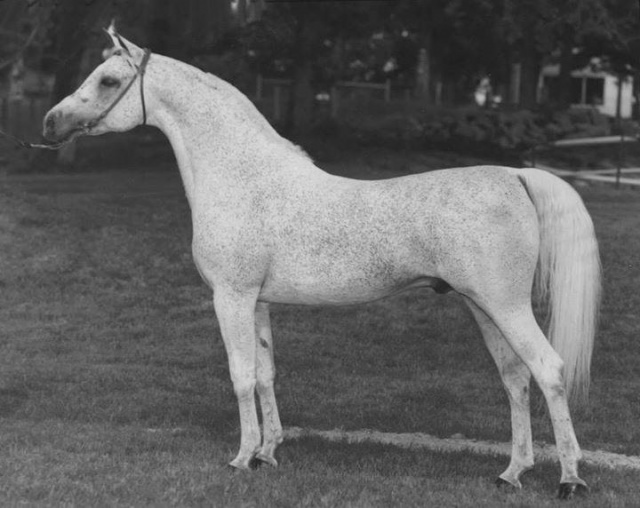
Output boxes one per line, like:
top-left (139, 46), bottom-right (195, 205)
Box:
top-left (100, 76), bottom-right (121, 88)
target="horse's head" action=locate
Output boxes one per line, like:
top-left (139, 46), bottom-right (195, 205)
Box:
top-left (43, 24), bottom-right (149, 143)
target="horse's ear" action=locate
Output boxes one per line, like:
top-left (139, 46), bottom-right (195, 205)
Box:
top-left (103, 20), bottom-right (145, 61)
top-left (103, 19), bottom-right (121, 52)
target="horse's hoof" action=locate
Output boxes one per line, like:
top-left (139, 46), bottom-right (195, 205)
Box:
top-left (227, 463), bottom-right (242, 472)
top-left (248, 455), bottom-right (262, 470)
top-left (255, 452), bottom-right (278, 468)
top-left (558, 482), bottom-right (589, 500)
top-left (228, 456), bottom-right (256, 471)
top-left (495, 477), bottom-right (521, 490)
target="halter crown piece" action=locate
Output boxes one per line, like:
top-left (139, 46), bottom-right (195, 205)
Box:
top-left (0, 48), bottom-right (151, 150)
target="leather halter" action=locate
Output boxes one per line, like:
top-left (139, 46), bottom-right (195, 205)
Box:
top-left (0, 48), bottom-right (151, 150)
top-left (83, 48), bottom-right (151, 132)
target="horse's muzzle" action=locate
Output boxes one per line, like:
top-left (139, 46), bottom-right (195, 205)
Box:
top-left (42, 109), bottom-right (62, 141)
top-left (42, 108), bottom-right (82, 142)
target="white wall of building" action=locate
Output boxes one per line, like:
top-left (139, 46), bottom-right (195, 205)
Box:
top-left (601, 75), bottom-right (633, 118)
top-left (539, 63), bottom-right (634, 118)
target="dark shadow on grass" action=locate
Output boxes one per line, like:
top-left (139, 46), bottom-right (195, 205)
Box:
top-left (275, 437), bottom-right (632, 502)
top-left (0, 388), bottom-right (29, 417)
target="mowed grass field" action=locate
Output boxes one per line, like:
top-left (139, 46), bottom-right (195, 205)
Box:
top-left (0, 146), bottom-right (639, 506)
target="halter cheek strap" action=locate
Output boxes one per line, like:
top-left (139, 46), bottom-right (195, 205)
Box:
top-left (140, 55), bottom-right (148, 126)
top-left (0, 48), bottom-right (151, 150)
top-left (84, 47), bottom-right (151, 131)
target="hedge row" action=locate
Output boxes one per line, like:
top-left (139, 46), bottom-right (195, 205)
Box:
top-left (339, 105), bottom-right (640, 156)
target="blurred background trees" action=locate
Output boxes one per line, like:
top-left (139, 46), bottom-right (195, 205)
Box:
top-left (0, 0), bottom-right (638, 156)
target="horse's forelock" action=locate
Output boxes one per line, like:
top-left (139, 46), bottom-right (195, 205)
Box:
top-left (102, 47), bottom-right (124, 61)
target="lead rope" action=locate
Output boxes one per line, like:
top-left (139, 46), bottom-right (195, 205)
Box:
top-left (0, 48), bottom-right (150, 150)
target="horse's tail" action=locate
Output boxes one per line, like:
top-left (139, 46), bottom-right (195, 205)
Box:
top-left (511, 168), bottom-right (601, 407)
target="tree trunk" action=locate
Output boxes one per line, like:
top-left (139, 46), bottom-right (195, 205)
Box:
top-left (284, 14), bottom-right (314, 134)
top-left (190, 0), bottom-right (231, 52)
top-left (416, 47), bottom-right (431, 103)
top-left (284, 59), bottom-right (314, 134)
top-left (519, 33), bottom-right (539, 109)
top-left (31, 0), bottom-right (89, 170)
top-left (290, 60), bottom-right (313, 131)
top-left (49, 3), bottom-right (88, 121)
top-left (149, 2), bottom-right (172, 56)
top-left (509, 62), bottom-right (521, 104)
top-left (557, 30), bottom-right (574, 109)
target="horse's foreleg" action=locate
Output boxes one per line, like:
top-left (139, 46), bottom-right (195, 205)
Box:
top-left (254, 302), bottom-right (283, 467)
top-left (482, 302), bottom-right (587, 497)
top-left (213, 288), bottom-right (262, 470)
top-left (465, 299), bottom-right (534, 488)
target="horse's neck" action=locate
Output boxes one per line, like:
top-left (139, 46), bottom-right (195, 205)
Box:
top-left (146, 55), bottom-right (315, 206)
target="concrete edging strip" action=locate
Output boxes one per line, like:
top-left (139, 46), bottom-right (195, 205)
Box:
top-left (284, 427), bottom-right (640, 470)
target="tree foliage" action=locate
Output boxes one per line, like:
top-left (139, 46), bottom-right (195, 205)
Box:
top-left (3, 0), bottom-right (638, 140)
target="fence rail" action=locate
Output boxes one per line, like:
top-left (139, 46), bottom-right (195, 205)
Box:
top-left (255, 75), bottom-right (392, 121)
top-left (527, 135), bottom-right (640, 188)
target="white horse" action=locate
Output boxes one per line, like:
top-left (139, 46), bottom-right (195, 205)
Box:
top-left (43, 27), bottom-right (601, 499)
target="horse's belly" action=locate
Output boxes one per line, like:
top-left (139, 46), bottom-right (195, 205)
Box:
top-left (258, 277), bottom-right (435, 305)
top-left (258, 253), bottom-right (443, 305)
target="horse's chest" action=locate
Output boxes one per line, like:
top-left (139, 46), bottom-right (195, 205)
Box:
top-left (191, 215), bottom-right (267, 287)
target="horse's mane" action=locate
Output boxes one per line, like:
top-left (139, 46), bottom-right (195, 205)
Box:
top-left (175, 59), bottom-right (311, 162)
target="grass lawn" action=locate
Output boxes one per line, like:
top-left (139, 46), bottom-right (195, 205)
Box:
top-left (0, 145), bottom-right (638, 506)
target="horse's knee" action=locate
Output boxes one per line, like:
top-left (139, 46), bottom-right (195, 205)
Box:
top-left (231, 375), bottom-right (256, 400)
top-left (256, 373), bottom-right (274, 396)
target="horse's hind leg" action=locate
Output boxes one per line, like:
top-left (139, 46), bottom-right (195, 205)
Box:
top-left (254, 302), bottom-right (283, 467)
top-left (478, 300), bottom-right (587, 496)
top-left (465, 299), bottom-right (534, 488)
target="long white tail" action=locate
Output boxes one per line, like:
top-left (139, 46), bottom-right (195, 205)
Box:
top-left (512, 168), bottom-right (601, 406)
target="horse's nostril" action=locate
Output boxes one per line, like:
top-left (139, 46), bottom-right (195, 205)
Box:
top-left (45, 113), bottom-right (56, 131)
top-left (43, 110), bottom-right (63, 139)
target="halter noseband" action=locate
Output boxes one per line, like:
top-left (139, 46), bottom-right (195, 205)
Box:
top-left (1, 48), bottom-right (151, 150)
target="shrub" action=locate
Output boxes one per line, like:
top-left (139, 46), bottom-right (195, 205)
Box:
top-left (419, 108), bottom-right (546, 152)
top-left (339, 103), bottom-right (627, 158)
